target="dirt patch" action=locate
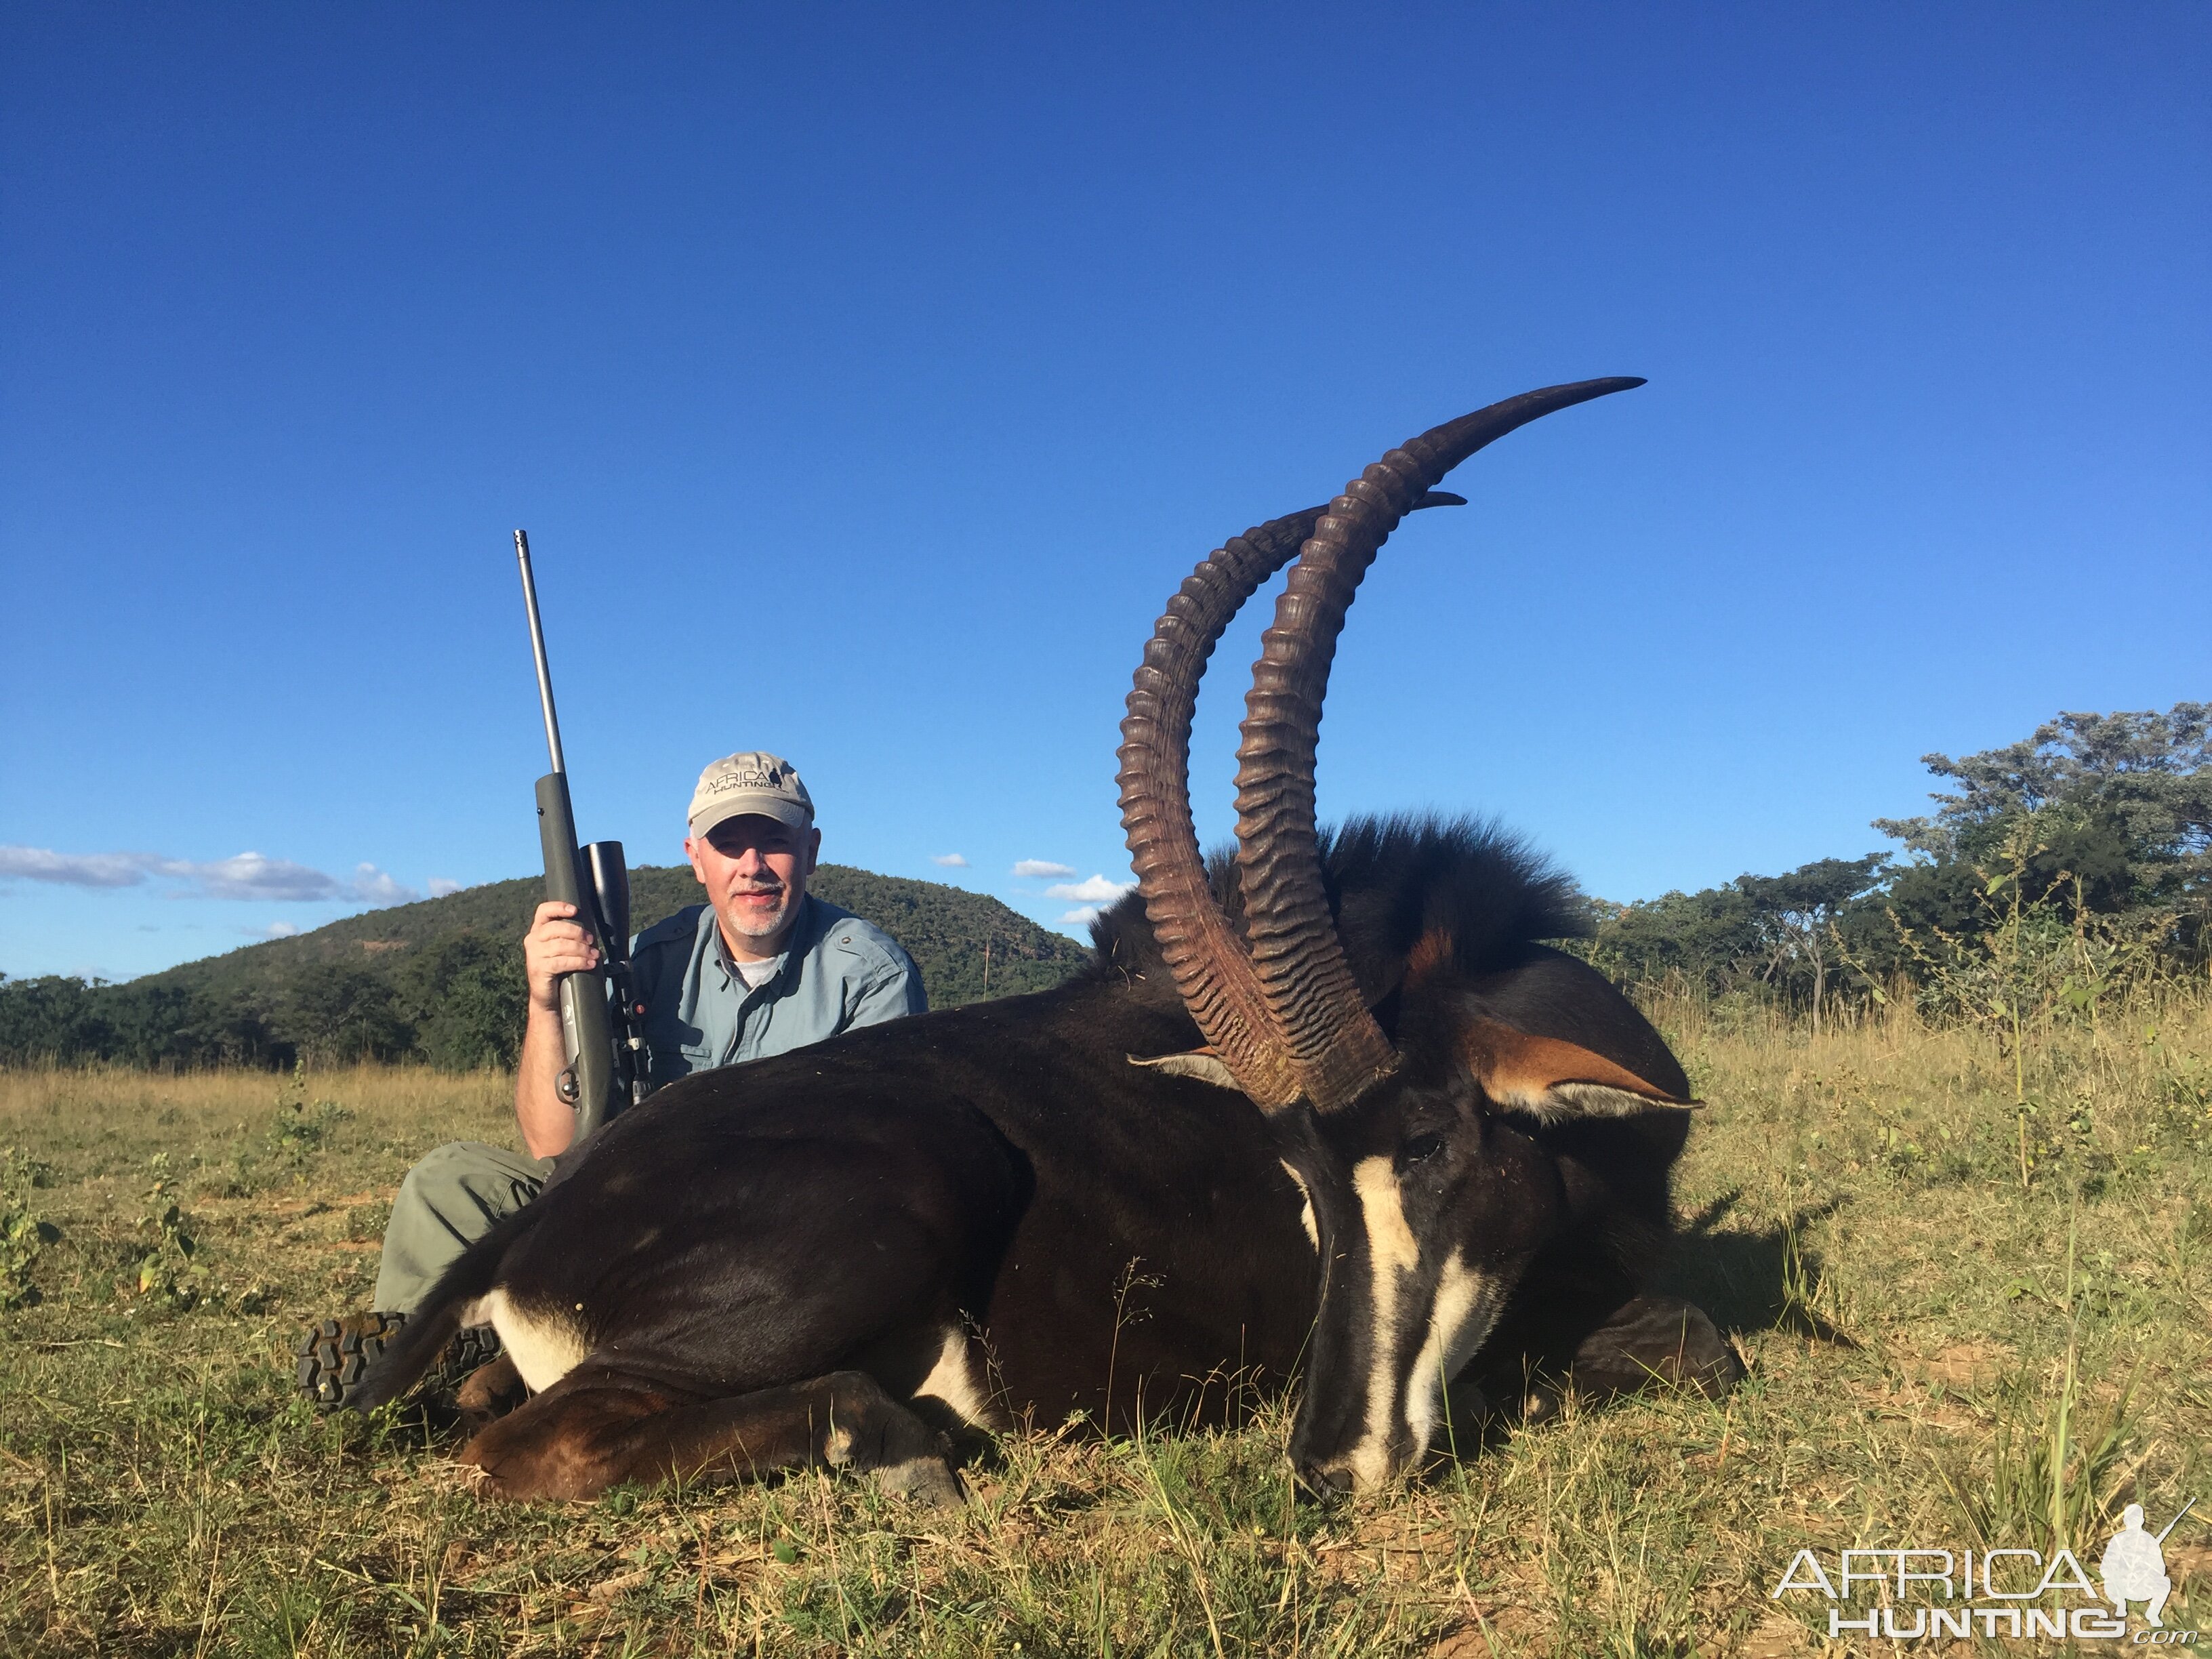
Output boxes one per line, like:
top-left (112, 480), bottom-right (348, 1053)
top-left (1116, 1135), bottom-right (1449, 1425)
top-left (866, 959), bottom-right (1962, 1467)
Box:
top-left (1904, 1341), bottom-right (2009, 1389)
top-left (2171, 1540), bottom-right (2211, 1588)
top-left (1734, 1612), bottom-right (1815, 1657)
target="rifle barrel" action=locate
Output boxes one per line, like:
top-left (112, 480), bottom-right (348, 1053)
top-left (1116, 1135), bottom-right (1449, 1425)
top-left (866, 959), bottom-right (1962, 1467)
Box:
top-left (2155, 1496), bottom-right (2196, 1544)
top-left (514, 529), bottom-right (567, 775)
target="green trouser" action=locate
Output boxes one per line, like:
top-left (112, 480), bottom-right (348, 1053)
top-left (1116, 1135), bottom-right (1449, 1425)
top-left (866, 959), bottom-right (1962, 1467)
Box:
top-left (371, 1141), bottom-right (557, 1315)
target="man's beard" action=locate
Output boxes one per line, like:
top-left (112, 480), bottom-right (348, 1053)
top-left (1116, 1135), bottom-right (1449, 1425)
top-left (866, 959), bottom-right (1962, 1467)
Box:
top-left (722, 882), bottom-right (795, 943)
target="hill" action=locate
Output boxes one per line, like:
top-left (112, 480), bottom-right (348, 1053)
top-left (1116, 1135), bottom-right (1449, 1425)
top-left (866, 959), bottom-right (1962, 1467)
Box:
top-left (0, 865), bottom-right (1091, 1069)
top-left (134, 864), bottom-right (1088, 1010)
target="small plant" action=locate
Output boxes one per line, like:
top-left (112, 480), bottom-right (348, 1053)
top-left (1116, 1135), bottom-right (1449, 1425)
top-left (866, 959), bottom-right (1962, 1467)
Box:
top-left (266, 1087), bottom-right (349, 1164)
top-left (1938, 1213), bottom-right (2142, 1553)
top-left (1, 1146), bottom-right (61, 1309)
top-left (130, 1166), bottom-right (206, 1311)
top-left (1777, 1213), bottom-right (1820, 1331)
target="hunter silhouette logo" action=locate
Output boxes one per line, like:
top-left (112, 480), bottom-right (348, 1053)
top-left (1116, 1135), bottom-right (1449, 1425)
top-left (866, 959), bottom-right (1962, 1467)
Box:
top-left (1769, 1496), bottom-right (2200, 1643)
top-left (2104, 1500), bottom-right (2192, 1629)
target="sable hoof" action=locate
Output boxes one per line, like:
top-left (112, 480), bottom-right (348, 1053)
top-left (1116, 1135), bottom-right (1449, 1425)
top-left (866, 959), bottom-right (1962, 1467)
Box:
top-left (455, 1352), bottom-right (528, 1438)
top-left (872, 1454), bottom-right (963, 1508)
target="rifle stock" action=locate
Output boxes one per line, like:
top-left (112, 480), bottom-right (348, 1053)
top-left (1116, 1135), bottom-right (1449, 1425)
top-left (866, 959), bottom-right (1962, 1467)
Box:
top-left (535, 772), bottom-right (616, 1134)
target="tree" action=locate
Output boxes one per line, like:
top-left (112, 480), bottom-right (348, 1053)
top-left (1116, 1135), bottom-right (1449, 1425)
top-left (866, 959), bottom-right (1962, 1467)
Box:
top-left (1734, 855), bottom-right (1889, 1033)
top-left (1875, 703), bottom-right (2209, 907)
top-left (1584, 886), bottom-right (1766, 998)
top-left (100, 982), bottom-right (213, 1068)
top-left (401, 931), bottom-right (527, 1070)
top-left (1867, 702), bottom-right (2211, 973)
top-left (285, 963), bottom-right (412, 1065)
top-left (0, 975), bottom-right (112, 1063)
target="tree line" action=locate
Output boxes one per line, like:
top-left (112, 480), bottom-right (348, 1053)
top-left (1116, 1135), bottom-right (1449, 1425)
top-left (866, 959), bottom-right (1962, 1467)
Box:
top-left (5, 703), bottom-right (2202, 1067)
top-left (1579, 703), bottom-right (2209, 1025)
top-left (0, 930), bottom-right (527, 1071)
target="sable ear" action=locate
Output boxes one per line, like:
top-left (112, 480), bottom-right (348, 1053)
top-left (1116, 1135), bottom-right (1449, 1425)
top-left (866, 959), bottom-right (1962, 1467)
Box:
top-left (1128, 1048), bottom-right (1243, 1092)
top-left (1460, 1017), bottom-right (1696, 1121)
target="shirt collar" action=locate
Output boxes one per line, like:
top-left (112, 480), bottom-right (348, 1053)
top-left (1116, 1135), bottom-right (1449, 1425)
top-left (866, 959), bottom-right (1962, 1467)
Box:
top-left (708, 894), bottom-right (815, 994)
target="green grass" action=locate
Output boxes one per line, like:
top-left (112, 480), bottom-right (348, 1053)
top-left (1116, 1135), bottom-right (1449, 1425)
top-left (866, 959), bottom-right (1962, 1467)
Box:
top-left (2, 997), bottom-right (2207, 1656)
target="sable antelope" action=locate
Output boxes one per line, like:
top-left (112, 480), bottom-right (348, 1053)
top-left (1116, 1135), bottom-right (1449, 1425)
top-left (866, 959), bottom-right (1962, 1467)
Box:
top-left (354, 378), bottom-right (1734, 1501)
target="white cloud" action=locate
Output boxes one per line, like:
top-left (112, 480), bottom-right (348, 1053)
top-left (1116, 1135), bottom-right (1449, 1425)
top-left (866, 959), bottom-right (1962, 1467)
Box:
top-left (0, 844), bottom-right (419, 905)
top-left (175, 851), bottom-right (343, 901)
top-left (1012, 859), bottom-right (1076, 879)
top-left (930, 854), bottom-right (969, 868)
top-left (346, 864), bottom-right (421, 905)
top-left (427, 877), bottom-right (465, 897)
top-left (1045, 874), bottom-right (1136, 904)
top-left (243, 920), bottom-right (302, 939)
top-left (0, 846), bottom-right (165, 888)
top-left (1059, 905), bottom-right (1105, 926)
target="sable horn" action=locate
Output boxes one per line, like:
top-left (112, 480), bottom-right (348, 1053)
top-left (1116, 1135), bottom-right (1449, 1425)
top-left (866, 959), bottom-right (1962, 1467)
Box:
top-left (1118, 377), bottom-right (1645, 1111)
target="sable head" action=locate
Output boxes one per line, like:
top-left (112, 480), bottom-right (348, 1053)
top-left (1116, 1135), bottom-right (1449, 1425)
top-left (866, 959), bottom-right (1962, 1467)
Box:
top-left (1115, 379), bottom-right (1694, 1493)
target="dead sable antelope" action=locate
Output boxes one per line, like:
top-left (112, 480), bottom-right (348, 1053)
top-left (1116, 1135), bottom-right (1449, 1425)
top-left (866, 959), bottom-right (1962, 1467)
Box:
top-left (353, 377), bottom-right (1738, 1502)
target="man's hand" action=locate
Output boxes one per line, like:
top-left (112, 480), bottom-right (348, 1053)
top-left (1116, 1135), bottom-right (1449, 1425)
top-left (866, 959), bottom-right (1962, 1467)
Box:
top-left (515, 901), bottom-right (599, 1160)
top-left (525, 901), bottom-right (600, 1012)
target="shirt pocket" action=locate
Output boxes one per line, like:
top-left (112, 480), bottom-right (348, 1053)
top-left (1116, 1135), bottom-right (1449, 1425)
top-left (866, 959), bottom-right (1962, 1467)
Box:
top-left (644, 1010), bottom-right (711, 1085)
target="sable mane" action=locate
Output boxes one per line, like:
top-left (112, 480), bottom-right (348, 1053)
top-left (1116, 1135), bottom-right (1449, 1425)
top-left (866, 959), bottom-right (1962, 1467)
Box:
top-left (1086, 813), bottom-right (1589, 1008)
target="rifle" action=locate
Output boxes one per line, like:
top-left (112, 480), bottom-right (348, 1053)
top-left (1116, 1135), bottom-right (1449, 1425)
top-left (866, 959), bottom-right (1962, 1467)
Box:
top-left (514, 529), bottom-right (647, 1138)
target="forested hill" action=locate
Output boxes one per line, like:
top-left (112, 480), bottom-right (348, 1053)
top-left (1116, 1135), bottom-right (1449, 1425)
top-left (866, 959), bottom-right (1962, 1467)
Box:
top-left (134, 864), bottom-right (1088, 1010)
top-left (0, 866), bottom-right (1092, 1069)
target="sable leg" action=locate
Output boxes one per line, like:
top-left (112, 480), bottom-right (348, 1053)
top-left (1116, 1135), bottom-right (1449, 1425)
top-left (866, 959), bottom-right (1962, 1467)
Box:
top-left (454, 1353), bottom-right (527, 1437)
top-left (1565, 1294), bottom-right (1742, 1399)
top-left (460, 1364), bottom-right (960, 1505)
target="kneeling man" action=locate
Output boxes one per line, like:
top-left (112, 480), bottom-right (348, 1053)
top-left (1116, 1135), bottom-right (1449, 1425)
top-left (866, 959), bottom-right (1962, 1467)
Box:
top-left (297, 751), bottom-right (925, 1404)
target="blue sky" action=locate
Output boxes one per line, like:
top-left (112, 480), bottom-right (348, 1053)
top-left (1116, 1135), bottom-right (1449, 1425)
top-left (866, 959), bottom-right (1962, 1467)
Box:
top-left (3, 4), bottom-right (2206, 982)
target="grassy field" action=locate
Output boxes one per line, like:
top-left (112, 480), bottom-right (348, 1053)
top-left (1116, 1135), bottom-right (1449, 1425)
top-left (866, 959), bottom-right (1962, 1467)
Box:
top-left (2, 996), bottom-right (2207, 1656)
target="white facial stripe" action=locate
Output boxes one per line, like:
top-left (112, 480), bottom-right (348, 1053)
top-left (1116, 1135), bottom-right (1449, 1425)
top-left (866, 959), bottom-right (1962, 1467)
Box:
top-left (915, 1325), bottom-right (998, 1429)
top-left (1347, 1155), bottom-right (1420, 1490)
top-left (1353, 1156), bottom-right (1418, 1273)
top-left (1278, 1159), bottom-right (1319, 1252)
top-left (480, 1286), bottom-right (590, 1393)
top-left (1401, 1250), bottom-right (1502, 1454)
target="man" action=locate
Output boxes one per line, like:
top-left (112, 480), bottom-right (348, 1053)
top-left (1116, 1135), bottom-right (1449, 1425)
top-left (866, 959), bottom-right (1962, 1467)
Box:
top-left (2100, 1504), bottom-right (2174, 1627)
top-left (295, 751), bottom-right (925, 1406)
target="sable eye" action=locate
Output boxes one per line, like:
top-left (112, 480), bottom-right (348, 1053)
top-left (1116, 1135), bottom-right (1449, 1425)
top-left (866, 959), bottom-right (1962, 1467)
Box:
top-left (1401, 1134), bottom-right (1446, 1166)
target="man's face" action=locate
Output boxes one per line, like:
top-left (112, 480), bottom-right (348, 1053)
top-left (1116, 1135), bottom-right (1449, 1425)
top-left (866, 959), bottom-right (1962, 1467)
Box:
top-left (685, 815), bottom-right (821, 958)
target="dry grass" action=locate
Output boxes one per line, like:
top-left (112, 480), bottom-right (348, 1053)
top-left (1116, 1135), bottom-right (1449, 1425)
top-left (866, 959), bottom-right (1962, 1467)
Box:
top-left (1, 1000), bottom-right (2207, 1656)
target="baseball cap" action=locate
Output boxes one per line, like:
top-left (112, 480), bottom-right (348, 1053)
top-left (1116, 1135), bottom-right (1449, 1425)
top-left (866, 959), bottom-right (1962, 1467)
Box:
top-left (688, 752), bottom-right (815, 839)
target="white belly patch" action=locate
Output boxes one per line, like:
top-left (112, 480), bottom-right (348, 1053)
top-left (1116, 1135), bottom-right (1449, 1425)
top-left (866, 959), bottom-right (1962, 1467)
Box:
top-left (474, 1286), bottom-right (590, 1393)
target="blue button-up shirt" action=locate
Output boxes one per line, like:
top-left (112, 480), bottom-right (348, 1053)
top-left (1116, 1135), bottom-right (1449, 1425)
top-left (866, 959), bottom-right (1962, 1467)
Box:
top-left (622, 894), bottom-right (926, 1104)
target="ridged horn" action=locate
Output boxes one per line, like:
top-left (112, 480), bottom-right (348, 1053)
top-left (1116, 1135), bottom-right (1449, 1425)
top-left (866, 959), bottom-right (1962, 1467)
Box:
top-left (1233, 377), bottom-right (1643, 1109)
top-left (1122, 377), bottom-right (1645, 1111)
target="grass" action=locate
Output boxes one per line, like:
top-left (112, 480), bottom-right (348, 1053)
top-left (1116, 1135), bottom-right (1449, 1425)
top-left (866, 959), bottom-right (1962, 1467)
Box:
top-left (1, 996), bottom-right (2207, 1656)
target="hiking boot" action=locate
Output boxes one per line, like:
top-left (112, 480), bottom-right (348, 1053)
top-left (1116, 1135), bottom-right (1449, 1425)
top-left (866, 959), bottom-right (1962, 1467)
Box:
top-left (294, 1311), bottom-right (408, 1410)
top-left (439, 1324), bottom-right (504, 1391)
top-left (294, 1314), bottom-right (504, 1411)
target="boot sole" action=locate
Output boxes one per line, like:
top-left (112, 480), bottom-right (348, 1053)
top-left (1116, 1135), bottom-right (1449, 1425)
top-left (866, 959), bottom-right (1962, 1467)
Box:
top-left (293, 1317), bottom-right (506, 1412)
top-left (294, 1312), bottom-right (407, 1410)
